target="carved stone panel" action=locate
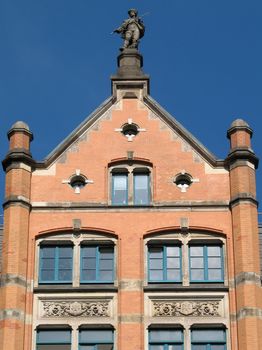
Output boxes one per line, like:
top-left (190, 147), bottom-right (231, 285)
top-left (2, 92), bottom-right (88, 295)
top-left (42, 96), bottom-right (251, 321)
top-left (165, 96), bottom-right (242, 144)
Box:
top-left (153, 300), bottom-right (220, 317)
top-left (40, 300), bottom-right (110, 318)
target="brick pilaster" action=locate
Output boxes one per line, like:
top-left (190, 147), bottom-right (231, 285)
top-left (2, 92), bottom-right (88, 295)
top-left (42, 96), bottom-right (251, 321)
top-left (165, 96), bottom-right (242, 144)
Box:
top-left (227, 119), bottom-right (262, 350)
top-left (0, 121), bottom-right (34, 350)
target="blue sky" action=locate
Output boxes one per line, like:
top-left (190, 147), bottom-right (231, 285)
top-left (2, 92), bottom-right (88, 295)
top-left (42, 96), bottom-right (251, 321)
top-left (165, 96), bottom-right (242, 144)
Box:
top-left (0, 0), bottom-right (262, 219)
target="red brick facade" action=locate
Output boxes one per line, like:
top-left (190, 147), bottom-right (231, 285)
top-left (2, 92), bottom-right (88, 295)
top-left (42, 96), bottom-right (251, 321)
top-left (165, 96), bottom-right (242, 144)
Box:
top-left (0, 50), bottom-right (261, 350)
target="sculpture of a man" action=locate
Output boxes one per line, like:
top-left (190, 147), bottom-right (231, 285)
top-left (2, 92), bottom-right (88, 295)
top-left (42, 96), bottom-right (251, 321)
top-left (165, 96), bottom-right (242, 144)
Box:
top-left (114, 9), bottom-right (145, 50)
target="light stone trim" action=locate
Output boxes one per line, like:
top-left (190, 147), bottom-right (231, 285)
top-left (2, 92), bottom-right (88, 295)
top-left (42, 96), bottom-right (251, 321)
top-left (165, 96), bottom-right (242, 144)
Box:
top-left (229, 272), bottom-right (261, 289)
top-left (204, 163), bottom-right (228, 174)
top-left (41, 300), bottom-right (110, 318)
top-left (144, 292), bottom-right (230, 350)
top-left (119, 279), bottom-right (143, 291)
top-left (153, 300), bottom-right (220, 317)
top-left (0, 309), bottom-right (32, 324)
top-left (33, 163), bottom-right (57, 176)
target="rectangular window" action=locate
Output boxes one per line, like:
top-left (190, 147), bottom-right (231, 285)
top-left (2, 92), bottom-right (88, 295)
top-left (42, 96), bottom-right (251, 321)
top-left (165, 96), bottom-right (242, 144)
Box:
top-left (134, 173), bottom-right (150, 205)
top-left (112, 173), bottom-right (128, 205)
top-left (148, 245), bottom-right (182, 282)
top-left (191, 329), bottom-right (226, 350)
top-left (36, 329), bottom-right (71, 350)
top-left (81, 245), bottom-right (114, 283)
top-left (190, 245), bottom-right (223, 282)
top-left (79, 329), bottom-right (114, 350)
top-left (39, 245), bottom-right (73, 284)
top-left (149, 329), bottom-right (183, 350)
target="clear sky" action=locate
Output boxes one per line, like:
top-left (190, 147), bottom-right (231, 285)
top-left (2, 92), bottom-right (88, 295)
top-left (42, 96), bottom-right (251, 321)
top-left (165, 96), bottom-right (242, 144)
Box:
top-left (0, 0), bottom-right (262, 220)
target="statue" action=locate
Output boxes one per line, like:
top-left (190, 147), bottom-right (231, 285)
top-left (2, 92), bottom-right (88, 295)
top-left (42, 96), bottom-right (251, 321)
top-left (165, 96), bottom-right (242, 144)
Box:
top-left (113, 9), bottom-right (145, 50)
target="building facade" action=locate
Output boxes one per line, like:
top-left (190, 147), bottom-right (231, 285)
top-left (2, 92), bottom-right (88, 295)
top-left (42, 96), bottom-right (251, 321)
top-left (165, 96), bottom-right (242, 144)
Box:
top-left (0, 48), bottom-right (261, 350)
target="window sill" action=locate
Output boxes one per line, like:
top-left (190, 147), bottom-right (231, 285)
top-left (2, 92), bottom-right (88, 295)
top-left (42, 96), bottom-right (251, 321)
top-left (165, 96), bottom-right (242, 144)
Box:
top-left (144, 283), bottom-right (228, 292)
top-left (34, 284), bottom-right (118, 293)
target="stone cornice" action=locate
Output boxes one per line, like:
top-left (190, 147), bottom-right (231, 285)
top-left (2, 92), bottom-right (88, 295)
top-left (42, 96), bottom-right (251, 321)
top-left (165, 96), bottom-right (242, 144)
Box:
top-left (226, 148), bottom-right (259, 169)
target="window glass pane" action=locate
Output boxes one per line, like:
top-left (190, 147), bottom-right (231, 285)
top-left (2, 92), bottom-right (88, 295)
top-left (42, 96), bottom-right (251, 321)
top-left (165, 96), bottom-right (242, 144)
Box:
top-left (134, 174), bottom-right (149, 205)
top-left (100, 259), bottom-right (113, 270)
top-left (37, 330), bottom-right (71, 343)
top-left (167, 257), bottom-right (180, 268)
top-left (97, 344), bottom-right (114, 350)
top-left (150, 330), bottom-right (182, 342)
top-left (207, 246), bottom-right (221, 256)
top-left (192, 346), bottom-right (207, 350)
top-left (79, 330), bottom-right (113, 343)
top-left (112, 174), bottom-right (127, 204)
top-left (41, 270), bottom-right (55, 281)
top-left (59, 247), bottom-right (72, 257)
top-left (82, 258), bottom-right (96, 269)
top-left (150, 247), bottom-right (163, 258)
top-left (41, 247), bottom-right (56, 258)
top-left (191, 257), bottom-right (204, 268)
top-left (82, 270), bottom-right (96, 281)
top-left (192, 330), bottom-right (225, 342)
top-left (150, 259), bottom-right (163, 269)
top-left (150, 270), bottom-right (163, 280)
top-left (168, 346), bottom-right (183, 350)
top-left (37, 345), bottom-right (71, 350)
top-left (41, 258), bottom-right (55, 269)
top-left (190, 246), bottom-right (204, 256)
top-left (59, 258), bottom-right (72, 269)
top-left (208, 269), bottom-right (222, 280)
top-left (191, 269), bottom-right (204, 280)
top-left (79, 346), bottom-right (95, 350)
top-left (208, 257), bottom-right (221, 268)
top-left (211, 346), bottom-right (225, 350)
top-left (166, 246), bottom-right (180, 257)
top-left (100, 247), bottom-right (114, 258)
top-left (150, 346), bottom-right (164, 350)
top-left (82, 247), bottom-right (96, 257)
top-left (58, 269), bottom-right (72, 281)
top-left (167, 269), bottom-right (180, 280)
top-left (100, 270), bottom-right (113, 281)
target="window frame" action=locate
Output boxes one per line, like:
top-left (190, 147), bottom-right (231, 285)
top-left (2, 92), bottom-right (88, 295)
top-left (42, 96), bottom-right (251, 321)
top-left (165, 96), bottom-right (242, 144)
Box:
top-left (189, 244), bottom-right (224, 283)
top-left (80, 244), bottom-right (115, 284)
top-left (39, 244), bottom-right (73, 284)
top-left (148, 244), bottom-right (182, 283)
top-left (109, 164), bottom-right (152, 206)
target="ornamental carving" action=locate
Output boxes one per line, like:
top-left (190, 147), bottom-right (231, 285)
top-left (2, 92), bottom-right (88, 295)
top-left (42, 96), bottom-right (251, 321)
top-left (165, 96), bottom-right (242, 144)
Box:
top-left (153, 300), bottom-right (220, 317)
top-left (42, 300), bottom-right (110, 318)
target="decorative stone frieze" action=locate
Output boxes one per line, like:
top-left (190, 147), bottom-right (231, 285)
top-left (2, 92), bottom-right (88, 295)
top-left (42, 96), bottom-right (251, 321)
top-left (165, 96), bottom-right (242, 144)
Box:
top-left (153, 300), bottom-right (220, 317)
top-left (41, 300), bottom-right (110, 318)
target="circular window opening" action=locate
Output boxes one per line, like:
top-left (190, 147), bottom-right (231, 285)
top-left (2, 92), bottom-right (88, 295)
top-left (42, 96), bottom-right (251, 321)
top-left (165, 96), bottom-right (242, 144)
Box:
top-left (70, 175), bottom-right (86, 193)
top-left (122, 123), bottom-right (139, 138)
top-left (174, 173), bottom-right (192, 192)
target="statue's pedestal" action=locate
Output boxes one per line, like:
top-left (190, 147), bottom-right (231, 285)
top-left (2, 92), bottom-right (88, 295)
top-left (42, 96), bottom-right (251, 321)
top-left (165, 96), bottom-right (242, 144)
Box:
top-left (111, 48), bottom-right (150, 96)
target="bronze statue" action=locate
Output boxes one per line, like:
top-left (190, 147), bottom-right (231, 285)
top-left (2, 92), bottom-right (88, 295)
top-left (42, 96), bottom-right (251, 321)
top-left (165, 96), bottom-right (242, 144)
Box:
top-left (113, 9), bottom-right (145, 50)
